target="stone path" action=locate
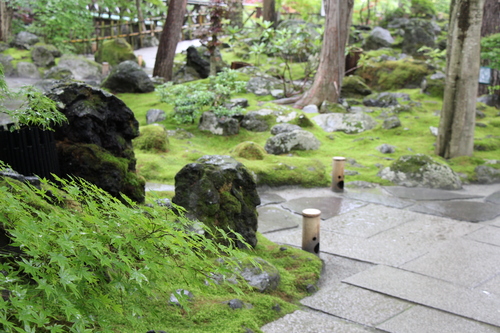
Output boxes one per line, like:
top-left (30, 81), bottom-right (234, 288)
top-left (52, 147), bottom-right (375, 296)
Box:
top-left (258, 184), bottom-right (500, 333)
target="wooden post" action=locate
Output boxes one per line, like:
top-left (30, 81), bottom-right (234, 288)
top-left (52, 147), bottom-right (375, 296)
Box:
top-left (302, 209), bottom-right (321, 256)
top-left (102, 62), bottom-right (109, 76)
top-left (332, 156), bottom-right (346, 192)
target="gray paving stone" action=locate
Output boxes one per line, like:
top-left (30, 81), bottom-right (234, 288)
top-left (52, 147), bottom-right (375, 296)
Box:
top-left (465, 225), bottom-right (500, 247)
top-left (409, 200), bottom-right (500, 222)
top-left (260, 310), bottom-right (373, 333)
top-left (257, 205), bottom-right (301, 233)
top-left (476, 275), bottom-right (500, 296)
top-left (322, 204), bottom-right (419, 238)
top-left (401, 238), bottom-right (500, 288)
top-left (486, 191), bottom-right (500, 204)
top-left (264, 213), bottom-right (480, 266)
top-left (341, 190), bottom-right (415, 208)
top-left (377, 305), bottom-right (500, 333)
top-left (318, 253), bottom-right (374, 288)
top-left (344, 265), bottom-right (500, 327)
top-left (281, 196), bottom-right (367, 220)
top-left (258, 192), bottom-right (286, 206)
top-left (301, 283), bottom-right (412, 327)
top-left (383, 186), bottom-right (484, 201)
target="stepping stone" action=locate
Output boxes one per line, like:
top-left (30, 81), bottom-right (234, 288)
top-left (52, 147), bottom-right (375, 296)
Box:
top-left (383, 186), bottom-right (483, 201)
top-left (257, 205), bottom-right (300, 233)
top-left (344, 265), bottom-right (500, 327)
top-left (258, 192), bottom-right (286, 206)
top-left (281, 196), bottom-right (366, 220)
top-left (409, 200), bottom-right (500, 222)
top-left (486, 190), bottom-right (500, 204)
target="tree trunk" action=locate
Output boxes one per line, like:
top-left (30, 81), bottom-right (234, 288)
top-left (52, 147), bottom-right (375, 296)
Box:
top-left (227, 0), bottom-right (244, 28)
top-left (263, 0), bottom-right (277, 27)
top-left (293, 0), bottom-right (353, 109)
top-left (478, 0), bottom-right (500, 96)
top-left (0, 1), bottom-right (13, 43)
top-left (436, 0), bottom-right (485, 159)
top-left (153, 0), bottom-right (187, 80)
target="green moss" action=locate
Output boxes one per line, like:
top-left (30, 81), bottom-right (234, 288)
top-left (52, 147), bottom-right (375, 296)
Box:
top-left (231, 141), bottom-right (267, 160)
top-left (290, 113), bottom-right (314, 127)
top-left (133, 124), bottom-right (170, 152)
top-left (390, 154), bottom-right (437, 174)
top-left (94, 38), bottom-right (137, 66)
top-left (474, 137), bottom-right (500, 152)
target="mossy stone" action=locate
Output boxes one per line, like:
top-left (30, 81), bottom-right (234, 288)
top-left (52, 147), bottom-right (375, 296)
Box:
top-left (94, 38), bottom-right (137, 66)
top-left (133, 124), bottom-right (169, 152)
top-left (341, 75), bottom-right (372, 98)
top-left (231, 141), bottom-right (267, 160)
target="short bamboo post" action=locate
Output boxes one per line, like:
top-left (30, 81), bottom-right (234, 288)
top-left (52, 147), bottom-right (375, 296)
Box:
top-left (137, 55), bottom-right (143, 67)
top-left (332, 156), bottom-right (346, 192)
top-left (302, 209), bottom-right (321, 256)
top-left (102, 62), bottom-right (109, 76)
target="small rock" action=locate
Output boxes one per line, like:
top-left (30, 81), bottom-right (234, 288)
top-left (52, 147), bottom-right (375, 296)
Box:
top-left (306, 284), bottom-right (318, 294)
top-left (272, 303), bottom-right (282, 312)
top-left (303, 104), bottom-right (319, 114)
top-left (377, 144), bottom-right (396, 154)
top-left (429, 126), bottom-right (438, 136)
top-left (228, 299), bottom-right (244, 309)
top-left (169, 289), bottom-right (194, 307)
top-left (383, 116), bottom-right (401, 129)
top-left (146, 109), bottom-right (166, 124)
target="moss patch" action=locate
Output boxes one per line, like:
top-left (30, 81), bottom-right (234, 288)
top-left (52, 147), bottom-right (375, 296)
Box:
top-left (231, 141), bottom-right (267, 160)
top-left (134, 124), bottom-right (170, 152)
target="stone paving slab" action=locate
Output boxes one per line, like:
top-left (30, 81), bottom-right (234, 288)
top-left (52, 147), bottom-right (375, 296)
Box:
top-left (281, 196), bottom-right (367, 220)
top-left (340, 190), bottom-right (414, 208)
top-left (464, 225), bottom-right (500, 247)
top-left (343, 265), bottom-right (500, 327)
top-left (409, 200), bottom-right (500, 222)
top-left (258, 192), bottom-right (286, 206)
top-left (300, 283), bottom-right (412, 327)
top-left (260, 310), bottom-right (374, 333)
top-left (383, 186), bottom-right (484, 201)
top-left (377, 305), bottom-right (500, 333)
top-left (486, 191), bottom-right (500, 204)
top-left (257, 205), bottom-right (301, 233)
top-left (401, 238), bottom-right (500, 288)
top-left (317, 253), bottom-right (373, 288)
top-left (321, 204), bottom-right (419, 238)
top-left (265, 210), bottom-right (481, 266)
top-left (477, 275), bottom-right (500, 296)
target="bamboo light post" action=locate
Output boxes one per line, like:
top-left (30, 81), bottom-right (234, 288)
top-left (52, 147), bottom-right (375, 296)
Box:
top-left (332, 156), bottom-right (346, 193)
top-left (302, 208), bottom-right (321, 256)
top-left (102, 62), bottom-right (109, 76)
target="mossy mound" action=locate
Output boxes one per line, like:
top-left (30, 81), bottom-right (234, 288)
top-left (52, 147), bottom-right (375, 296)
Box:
top-left (474, 136), bottom-right (500, 152)
top-left (94, 38), bottom-right (137, 66)
top-left (341, 75), bottom-right (372, 98)
top-left (357, 58), bottom-right (432, 91)
top-left (231, 141), bottom-right (267, 160)
top-left (134, 124), bottom-right (169, 152)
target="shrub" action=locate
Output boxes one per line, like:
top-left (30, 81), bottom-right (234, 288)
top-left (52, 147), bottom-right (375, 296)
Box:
top-left (133, 124), bottom-right (169, 152)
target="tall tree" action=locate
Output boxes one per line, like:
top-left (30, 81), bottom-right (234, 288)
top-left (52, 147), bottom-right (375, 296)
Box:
top-left (293, 0), bottom-right (353, 108)
top-left (153, 0), bottom-right (187, 80)
top-left (0, 1), bottom-right (13, 43)
top-left (478, 0), bottom-right (500, 96)
top-left (436, 0), bottom-right (485, 158)
top-left (263, 0), bottom-right (277, 27)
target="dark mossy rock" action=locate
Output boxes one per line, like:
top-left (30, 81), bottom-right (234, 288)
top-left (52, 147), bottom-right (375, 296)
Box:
top-left (94, 38), bottom-right (137, 66)
top-left (341, 75), bottom-right (372, 98)
top-left (421, 72), bottom-right (445, 98)
top-left (133, 124), bottom-right (169, 152)
top-left (101, 60), bottom-right (154, 93)
top-left (231, 141), bottom-right (266, 160)
top-left (378, 154), bottom-right (462, 189)
top-left (31, 44), bottom-right (55, 68)
top-left (356, 58), bottom-right (432, 91)
top-left (172, 155), bottom-right (260, 248)
top-left (57, 143), bottom-right (145, 203)
top-left (402, 18), bottom-right (437, 56)
top-left (46, 82), bottom-right (144, 202)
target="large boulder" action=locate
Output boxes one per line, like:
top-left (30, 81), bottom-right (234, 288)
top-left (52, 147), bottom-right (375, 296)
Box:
top-left (312, 112), bottom-right (377, 134)
top-left (186, 46), bottom-right (210, 79)
top-left (94, 38), bottom-right (137, 66)
top-left (475, 165), bottom-right (500, 184)
top-left (172, 155), bottom-right (260, 249)
top-left (402, 18), bottom-right (436, 56)
top-left (265, 129), bottom-right (321, 155)
top-left (240, 110), bottom-right (274, 132)
top-left (377, 154), bottom-right (462, 190)
top-left (363, 27), bottom-right (395, 51)
top-left (31, 45), bottom-right (56, 68)
top-left (45, 82), bottom-right (145, 203)
top-left (16, 62), bottom-right (40, 79)
top-left (12, 31), bottom-right (39, 49)
top-left (101, 60), bottom-right (154, 93)
top-left (57, 55), bottom-right (102, 81)
top-left (0, 55), bottom-right (15, 77)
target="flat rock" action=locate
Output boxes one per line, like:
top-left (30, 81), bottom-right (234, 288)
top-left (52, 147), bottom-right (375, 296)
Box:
top-left (486, 190), bottom-right (500, 204)
top-left (257, 206), bottom-right (301, 233)
top-left (258, 192), bottom-right (286, 205)
top-left (409, 200), bottom-right (500, 222)
top-left (281, 196), bottom-right (367, 220)
top-left (383, 186), bottom-right (483, 201)
top-left (341, 190), bottom-right (414, 209)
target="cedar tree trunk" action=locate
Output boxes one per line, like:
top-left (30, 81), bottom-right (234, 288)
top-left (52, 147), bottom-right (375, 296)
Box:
top-left (0, 1), bottom-right (13, 43)
top-left (263, 0), bottom-right (277, 27)
top-left (293, 0), bottom-right (353, 109)
top-left (436, 0), bottom-right (485, 158)
top-left (153, 0), bottom-right (187, 80)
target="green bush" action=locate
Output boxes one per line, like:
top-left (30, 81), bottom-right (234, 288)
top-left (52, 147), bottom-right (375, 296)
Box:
top-left (0, 172), bottom-right (251, 332)
top-left (481, 33), bottom-right (500, 70)
top-left (134, 124), bottom-right (169, 152)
